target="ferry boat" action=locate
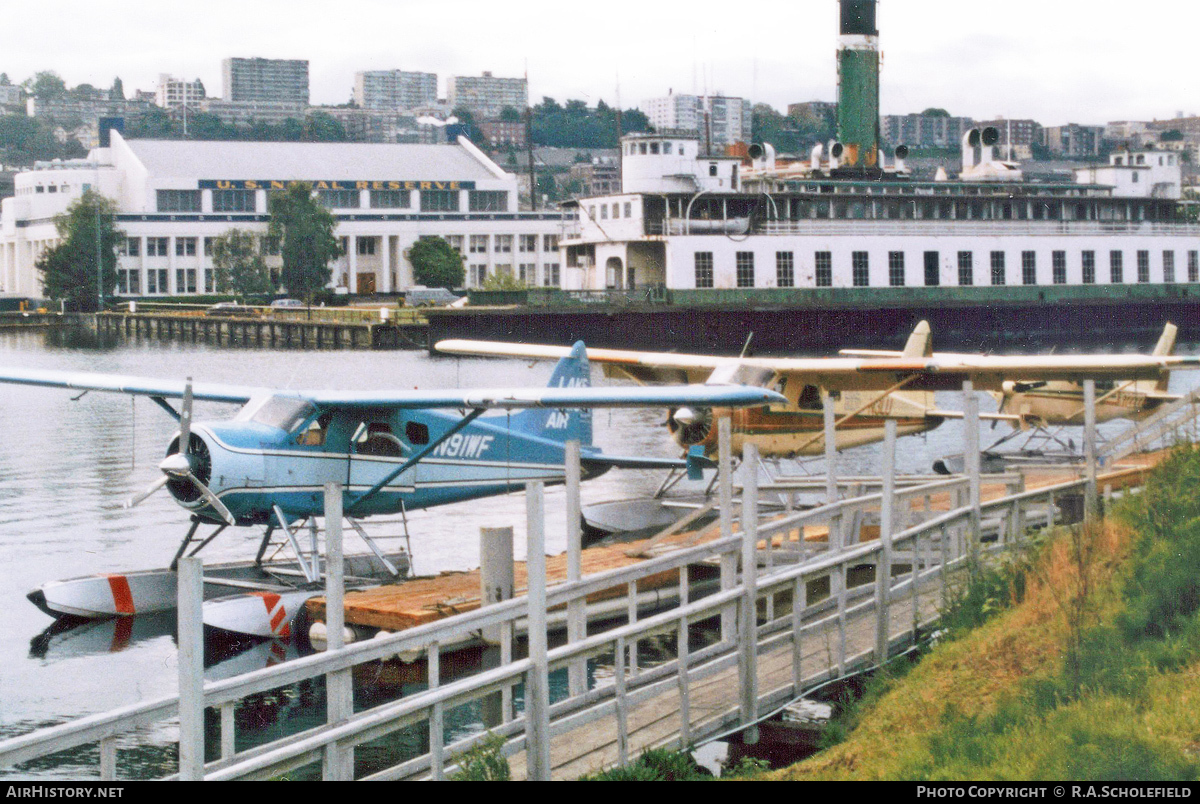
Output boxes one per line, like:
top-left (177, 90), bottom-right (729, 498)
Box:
top-left (554, 1), bottom-right (1199, 315)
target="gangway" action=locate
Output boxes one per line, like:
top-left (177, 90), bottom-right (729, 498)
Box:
top-left (1100, 389), bottom-right (1200, 465)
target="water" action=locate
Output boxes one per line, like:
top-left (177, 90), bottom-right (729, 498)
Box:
top-left (0, 326), bottom-right (1195, 779)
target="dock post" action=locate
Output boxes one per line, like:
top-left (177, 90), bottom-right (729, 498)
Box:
top-left (963, 380), bottom-right (982, 570)
top-left (822, 389), bottom-right (838, 504)
top-left (177, 556), bottom-right (204, 781)
top-left (480, 526), bottom-right (514, 728)
top-left (718, 414), bottom-right (737, 643)
top-left (525, 481), bottom-right (552, 781)
top-left (739, 443), bottom-right (760, 744)
top-left (323, 482), bottom-right (354, 780)
top-left (874, 418), bottom-right (897, 666)
top-left (1084, 379), bottom-right (1099, 521)
top-left (565, 440), bottom-right (587, 697)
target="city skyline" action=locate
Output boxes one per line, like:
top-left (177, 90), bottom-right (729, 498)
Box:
top-left (3, 0), bottom-right (1198, 126)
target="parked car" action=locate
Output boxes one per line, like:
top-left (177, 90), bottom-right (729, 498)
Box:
top-left (404, 286), bottom-right (461, 307)
top-left (269, 298), bottom-right (304, 309)
top-left (205, 302), bottom-right (251, 317)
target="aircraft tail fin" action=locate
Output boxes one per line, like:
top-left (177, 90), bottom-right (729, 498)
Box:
top-left (897, 320), bottom-right (936, 410)
top-left (902, 320), bottom-right (934, 358)
top-left (510, 341), bottom-right (594, 446)
top-left (1153, 322), bottom-right (1177, 392)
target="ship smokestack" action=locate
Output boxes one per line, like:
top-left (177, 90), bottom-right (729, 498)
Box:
top-left (836, 0), bottom-right (881, 174)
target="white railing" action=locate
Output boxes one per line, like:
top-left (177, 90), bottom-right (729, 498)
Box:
top-left (0, 457), bottom-right (1104, 781)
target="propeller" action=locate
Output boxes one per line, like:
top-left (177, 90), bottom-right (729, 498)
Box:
top-left (124, 378), bottom-right (236, 526)
top-left (668, 406), bottom-right (714, 446)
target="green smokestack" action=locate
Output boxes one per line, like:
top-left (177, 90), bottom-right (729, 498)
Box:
top-left (836, 0), bottom-right (880, 170)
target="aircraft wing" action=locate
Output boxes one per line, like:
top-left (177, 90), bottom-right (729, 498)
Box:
top-left (436, 339), bottom-right (1200, 392)
top-left (0, 366), bottom-right (784, 410)
top-left (298, 384), bottom-right (785, 410)
top-left (0, 367), bottom-right (266, 404)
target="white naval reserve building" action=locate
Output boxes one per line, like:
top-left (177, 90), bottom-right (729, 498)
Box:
top-left (0, 131), bottom-right (567, 299)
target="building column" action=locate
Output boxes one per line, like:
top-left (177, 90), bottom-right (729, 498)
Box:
top-left (381, 235), bottom-right (393, 293)
top-left (347, 235), bottom-right (358, 292)
top-left (168, 236), bottom-right (178, 295)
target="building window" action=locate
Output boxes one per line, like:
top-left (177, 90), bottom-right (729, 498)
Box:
top-left (146, 237), bottom-right (169, 257)
top-left (1021, 251), bottom-right (1037, 285)
top-left (1083, 250), bottom-right (1096, 284)
top-left (469, 264), bottom-right (487, 286)
top-left (126, 237), bottom-right (141, 257)
top-left (814, 251), bottom-right (831, 288)
top-left (624, 202), bottom-right (632, 218)
top-left (990, 251), bottom-right (1006, 286)
top-left (957, 251), bottom-right (973, 286)
top-left (1189, 251), bottom-right (1198, 282)
top-left (495, 235), bottom-right (513, 253)
top-left (204, 269), bottom-right (214, 293)
top-left (736, 252), bottom-right (755, 288)
top-left (356, 237), bottom-right (377, 256)
top-left (1052, 251), bottom-right (1066, 285)
top-left (468, 190), bottom-right (507, 212)
top-left (469, 235), bottom-right (489, 253)
top-left (156, 189), bottom-right (201, 213)
top-left (543, 263), bottom-right (560, 287)
top-left (694, 252), bottom-right (714, 288)
top-left (444, 235), bottom-right (464, 254)
top-left (175, 268), bottom-right (197, 293)
top-left (852, 251), bottom-right (869, 287)
top-left (519, 234), bottom-right (537, 253)
top-left (421, 190), bottom-right (459, 212)
top-left (775, 252), bottom-right (795, 288)
top-left (147, 268), bottom-right (167, 294)
top-left (212, 189), bottom-right (255, 213)
top-left (118, 269), bottom-right (140, 295)
top-left (315, 189), bottom-right (360, 209)
top-left (175, 237), bottom-right (197, 257)
top-left (518, 263), bottom-right (537, 285)
top-left (543, 234), bottom-right (559, 252)
top-left (600, 205), bottom-right (607, 219)
top-left (1110, 250), bottom-right (1123, 284)
top-left (371, 189), bottom-right (410, 209)
top-left (888, 251), bottom-right (905, 287)
top-left (923, 251), bottom-right (939, 287)
top-left (1137, 250), bottom-right (1150, 283)
top-left (1163, 251), bottom-right (1176, 283)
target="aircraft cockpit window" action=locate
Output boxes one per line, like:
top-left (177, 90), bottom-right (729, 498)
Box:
top-left (406, 421), bottom-right (430, 445)
top-left (354, 422), bottom-right (404, 457)
top-left (252, 397), bottom-right (317, 433)
top-left (297, 412), bottom-right (334, 446)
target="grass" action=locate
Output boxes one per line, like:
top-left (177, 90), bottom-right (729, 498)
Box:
top-left (768, 446), bottom-right (1200, 781)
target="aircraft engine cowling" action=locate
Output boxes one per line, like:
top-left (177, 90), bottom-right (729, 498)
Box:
top-left (667, 406), bottom-right (714, 448)
top-left (164, 433), bottom-right (213, 505)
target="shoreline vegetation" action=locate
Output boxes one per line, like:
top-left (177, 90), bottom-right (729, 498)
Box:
top-left (770, 444), bottom-right (1200, 781)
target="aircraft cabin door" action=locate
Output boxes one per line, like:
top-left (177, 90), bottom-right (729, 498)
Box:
top-left (347, 418), bottom-right (409, 515)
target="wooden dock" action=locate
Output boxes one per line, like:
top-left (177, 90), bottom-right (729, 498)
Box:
top-left (306, 458), bottom-right (1158, 638)
top-left (96, 311), bottom-right (428, 349)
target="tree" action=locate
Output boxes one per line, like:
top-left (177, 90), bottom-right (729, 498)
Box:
top-left (267, 182), bottom-right (343, 305)
top-left (36, 190), bottom-right (122, 311)
top-left (499, 106), bottom-right (522, 123)
top-left (211, 229), bottom-right (273, 298)
top-left (409, 237), bottom-right (464, 289)
top-left (24, 71), bottom-right (66, 99)
top-left (921, 107), bottom-right (951, 118)
top-left (110, 77), bottom-right (124, 101)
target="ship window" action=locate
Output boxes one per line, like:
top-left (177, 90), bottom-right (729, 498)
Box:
top-left (1052, 251), bottom-right (1067, 284)
top-left (888, 252), bottom-right (906, 287)
top-left (1137, 250), bottom-right (1150, 283)
top-left (814, 252), bottom-right (832, 288)
top-left (852, 252), bottom-right (870, 287)
top-left (736, 252), bottom-right (755, 288)
top-left (1189, 251), bottom-right (1198, 283)
top-left (1110, 251), bottom-right (1124, 284)
top-left (650, 142), bottom-right (660, 155)
top-left (957, 252), bottom-right (973, 286)
top-left (990, 252), bottom-right (1006, 286)
top-left (1082, 251), bottom-right (1096, 284)
top-left (1163, 251), bottom-right (1176, 284)
top-left (777, 252), bottom-right (796, 287)
top-left (1022, 251), bottom-right (1037, 285)
top-left (924, 252), bottom-right (939, 287)
top-left (639, 143), bottom-right (647, 154)
top-left (694, 252), bottom-right (714, 288)
top-left (709, 164), bottom-right (718, 176)
top-left (664, 142), bottom-right (673, 154)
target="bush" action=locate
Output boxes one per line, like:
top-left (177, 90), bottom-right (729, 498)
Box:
top-left (450, 733), bottom-right (510, 781)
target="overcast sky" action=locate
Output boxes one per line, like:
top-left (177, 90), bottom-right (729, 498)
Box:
top-left (3, 0), bottom-right (1197, 126)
